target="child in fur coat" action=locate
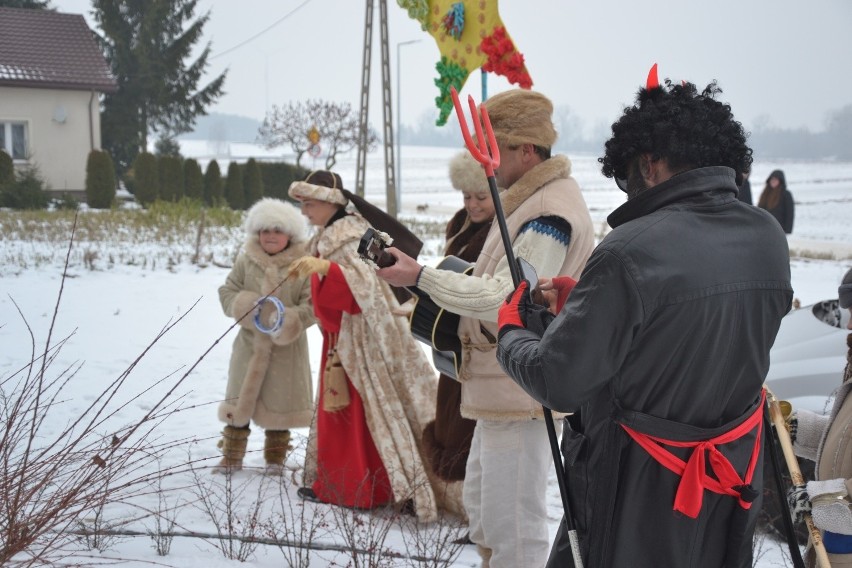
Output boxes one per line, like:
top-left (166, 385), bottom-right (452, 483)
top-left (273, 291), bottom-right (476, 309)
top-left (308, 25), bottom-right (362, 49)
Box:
top-left (215, 198), bottom-right (316, 474)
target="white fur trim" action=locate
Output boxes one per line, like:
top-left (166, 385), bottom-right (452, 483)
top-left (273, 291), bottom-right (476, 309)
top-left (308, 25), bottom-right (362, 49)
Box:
top-left (449, 151), bottom-right (490, 194)
top-left (244, 198), bottom-right (306, 242)
top-left (288, 180), bottom-right (348, 206)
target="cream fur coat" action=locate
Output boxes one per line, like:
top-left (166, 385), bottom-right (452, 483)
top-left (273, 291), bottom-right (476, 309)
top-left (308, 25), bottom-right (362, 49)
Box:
top-left (302, 213), bottom-right (445, 522)
top-left (218, 238), bottom-right (315, 430)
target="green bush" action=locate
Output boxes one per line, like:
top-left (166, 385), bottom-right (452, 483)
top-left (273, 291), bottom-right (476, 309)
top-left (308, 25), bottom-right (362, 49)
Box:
top-left (242, 158), bottom-right (264, 208)
top-left (0, 166), bottom-right (49, 210)
top-left (183, 158), bottom-right (203, 201)
top-left (203, 160), bottom-right (223, 206)
top-left (85, 150), bottom-right (117, 209)
top-left (52, 192), bottom-right (80, 210)
top-left (0, 150), bottom-right (13, 188)
top-left (257, 161), bottom-right (308, 202)
top-left (158, 155), bottom-right (184, 202)
top-left (131, 152), bottom-right (159, 206)
top-left (224, 162), bottom-right (244, 210)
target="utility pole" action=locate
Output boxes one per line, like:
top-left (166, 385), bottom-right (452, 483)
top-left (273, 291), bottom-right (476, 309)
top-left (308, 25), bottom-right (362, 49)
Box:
top-left (355, 0), bottom-right (398, 217)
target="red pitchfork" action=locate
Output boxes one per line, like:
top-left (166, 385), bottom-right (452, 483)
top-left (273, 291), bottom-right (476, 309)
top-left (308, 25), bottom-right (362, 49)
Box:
top-left (450, 86), bottom-right (584, 568)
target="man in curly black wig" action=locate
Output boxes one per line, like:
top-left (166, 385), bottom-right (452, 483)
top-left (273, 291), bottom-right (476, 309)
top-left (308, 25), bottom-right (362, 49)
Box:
top-left (495, 71), bottom-right (794, 567)
top-left (600, 79), bottom-right (753, 199)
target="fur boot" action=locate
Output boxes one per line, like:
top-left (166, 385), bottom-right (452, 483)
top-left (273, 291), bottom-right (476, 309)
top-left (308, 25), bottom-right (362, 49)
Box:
top-left (212, 425), bottom-right (250, 473)
top-left (263, 429), bottom-right (291, 476)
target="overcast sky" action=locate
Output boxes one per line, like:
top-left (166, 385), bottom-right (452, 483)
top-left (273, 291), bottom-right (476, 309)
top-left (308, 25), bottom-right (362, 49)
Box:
top-left (53, 0), bottom-right (852, 137)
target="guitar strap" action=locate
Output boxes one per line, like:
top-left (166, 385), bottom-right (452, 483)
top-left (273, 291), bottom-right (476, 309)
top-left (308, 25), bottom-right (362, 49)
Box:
top-left (479, 325), bottom-right (496, 344)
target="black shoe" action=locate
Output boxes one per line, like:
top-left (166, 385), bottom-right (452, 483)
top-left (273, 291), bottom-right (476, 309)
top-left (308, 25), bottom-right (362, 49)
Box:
top-left (452, 532), bottom-right (474, 545)
top-left (297, 487), bottom-right (321, 503)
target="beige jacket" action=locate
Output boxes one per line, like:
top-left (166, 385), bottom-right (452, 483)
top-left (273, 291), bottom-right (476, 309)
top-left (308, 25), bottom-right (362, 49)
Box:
top-left (418, 156), bottom-right (594, 421)
top-left (218, 238), bottom-right (315, 430)
top-left (795, 335), bottom-right (852, 567)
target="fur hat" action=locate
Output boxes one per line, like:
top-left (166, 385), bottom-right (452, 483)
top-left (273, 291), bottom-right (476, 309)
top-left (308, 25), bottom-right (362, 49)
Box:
top-left (287, 170), bottom-right (349, 207)
top-left (482, 89), bottom-right (557, 149)
top-left (840, 267), bottom-right (852, 309)
top-left (244, 198), bottom-right (306, 243)
top-left (449, 151), bottom-right (489, 193)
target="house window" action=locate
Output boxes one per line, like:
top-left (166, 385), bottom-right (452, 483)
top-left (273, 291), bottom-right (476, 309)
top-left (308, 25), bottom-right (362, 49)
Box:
top-left (0, 121), bottom-right (28, 160)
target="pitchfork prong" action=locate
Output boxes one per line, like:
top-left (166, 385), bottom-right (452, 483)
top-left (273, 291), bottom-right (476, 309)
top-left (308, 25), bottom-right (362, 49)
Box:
top-left (450, 87), bottom-right (500, 177)
top-left (480, 105), bottom-right (500, 171)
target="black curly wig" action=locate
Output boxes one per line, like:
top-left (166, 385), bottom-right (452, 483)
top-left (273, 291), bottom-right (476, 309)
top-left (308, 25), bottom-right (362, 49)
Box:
top-left (599, 80), bottom-right (752, 186)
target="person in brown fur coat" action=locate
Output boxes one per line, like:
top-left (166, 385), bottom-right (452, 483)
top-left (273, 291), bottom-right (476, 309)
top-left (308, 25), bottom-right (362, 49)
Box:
top-left (215, 198), bottom-right (316, 475)
top-left (421, 152), bottom-right (494, 511)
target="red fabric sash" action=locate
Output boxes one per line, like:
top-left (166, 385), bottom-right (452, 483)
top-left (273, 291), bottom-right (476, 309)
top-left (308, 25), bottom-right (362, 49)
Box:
top-left (620, 390), bottom-right (765, 519)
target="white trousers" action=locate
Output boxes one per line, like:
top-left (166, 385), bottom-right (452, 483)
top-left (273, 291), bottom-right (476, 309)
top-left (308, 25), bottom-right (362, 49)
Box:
top-left (463, 419), bottom-right (553, 568)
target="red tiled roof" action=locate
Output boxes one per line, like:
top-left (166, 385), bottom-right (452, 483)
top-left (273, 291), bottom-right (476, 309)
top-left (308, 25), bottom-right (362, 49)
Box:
top-left (0, 7), bottom-right (117, 93)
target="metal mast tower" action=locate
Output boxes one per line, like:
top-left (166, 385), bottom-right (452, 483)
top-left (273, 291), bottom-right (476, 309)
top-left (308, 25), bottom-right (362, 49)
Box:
top-left (355, 0), bottom-right (398, 217)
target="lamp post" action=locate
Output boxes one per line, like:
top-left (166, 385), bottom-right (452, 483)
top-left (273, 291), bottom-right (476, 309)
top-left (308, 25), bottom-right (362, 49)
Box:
top-left (396, 38), bottom-right (421, 210)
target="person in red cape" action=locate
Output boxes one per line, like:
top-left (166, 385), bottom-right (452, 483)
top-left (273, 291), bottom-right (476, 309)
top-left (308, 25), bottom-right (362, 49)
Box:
top-left (287, 170), bottom-right (441, 522)
top-left (496, 70), bottom-right (793, 567)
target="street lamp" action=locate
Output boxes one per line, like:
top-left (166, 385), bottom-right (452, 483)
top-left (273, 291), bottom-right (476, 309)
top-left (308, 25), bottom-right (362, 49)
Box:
top-left (396, 39), bottom-right (421, 211)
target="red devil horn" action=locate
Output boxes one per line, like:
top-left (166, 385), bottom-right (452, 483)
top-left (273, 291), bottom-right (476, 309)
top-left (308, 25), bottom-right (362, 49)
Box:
top-left (646, 63), bottom-right (659, 90)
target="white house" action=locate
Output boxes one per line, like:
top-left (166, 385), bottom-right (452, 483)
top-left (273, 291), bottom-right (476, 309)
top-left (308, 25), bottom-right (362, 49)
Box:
top-left (0, 7), bottom-right (117, 194)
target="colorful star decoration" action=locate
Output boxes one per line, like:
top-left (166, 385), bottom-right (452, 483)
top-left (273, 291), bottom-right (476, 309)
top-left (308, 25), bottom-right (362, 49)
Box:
top-left (397, 0), bottom-right (533, 125)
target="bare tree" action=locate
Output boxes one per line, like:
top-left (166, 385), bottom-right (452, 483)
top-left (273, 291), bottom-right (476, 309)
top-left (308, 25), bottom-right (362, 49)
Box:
top-left (258, 99), bottom-right (378, 169)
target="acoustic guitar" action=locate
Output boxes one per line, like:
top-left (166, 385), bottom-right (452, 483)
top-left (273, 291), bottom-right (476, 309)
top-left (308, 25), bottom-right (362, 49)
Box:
top-left (406, 256), bottom-right (473, 379)
top-left (357, 228), bottom-right (472, 379)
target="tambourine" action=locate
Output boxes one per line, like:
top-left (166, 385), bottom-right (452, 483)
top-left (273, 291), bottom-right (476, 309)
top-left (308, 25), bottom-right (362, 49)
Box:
top-left (254, 296), bottom-right (286, 335)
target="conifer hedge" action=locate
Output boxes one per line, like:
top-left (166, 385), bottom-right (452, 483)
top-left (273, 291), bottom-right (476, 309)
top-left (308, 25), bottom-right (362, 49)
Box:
top-left (85, 150), bottom-right (117, 209)
top-left (158, 156), bottom-right (184, 202)
top-left (132, 152), bottom-right (159, 206)
top-left (183, 158), bottom-right (204, 201)
top-left (242, 158), bottom-right (264, 208)
top-left (257, 161), bottom-right (308, 202)
top-left (204, 160), bottom-right (223, 206)
top-left (224, 162), bottom-right (244, 210)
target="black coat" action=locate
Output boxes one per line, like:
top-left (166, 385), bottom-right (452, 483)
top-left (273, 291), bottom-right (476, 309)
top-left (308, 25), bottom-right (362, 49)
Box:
top-left (737, 178), bottom-right (752, 205)
top-left (498, 167), bottom-right (793, 568)
top-left (760, 188), bottom-right (795, 234)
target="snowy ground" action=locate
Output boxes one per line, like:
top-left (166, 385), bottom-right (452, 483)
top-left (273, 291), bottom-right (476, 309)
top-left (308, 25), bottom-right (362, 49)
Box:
top-left (1, 146), bottom-right (851, 566)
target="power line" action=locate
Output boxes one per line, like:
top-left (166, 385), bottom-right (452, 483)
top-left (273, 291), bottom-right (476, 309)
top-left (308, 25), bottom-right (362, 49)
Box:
top-left (210, 0), bottom-right (313, 60)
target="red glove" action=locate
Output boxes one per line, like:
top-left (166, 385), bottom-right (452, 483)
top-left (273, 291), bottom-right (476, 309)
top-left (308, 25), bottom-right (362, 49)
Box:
top-left (498, 281), bottom-right (531, 336)
top-left (551, 276), bottom-right (577, 313)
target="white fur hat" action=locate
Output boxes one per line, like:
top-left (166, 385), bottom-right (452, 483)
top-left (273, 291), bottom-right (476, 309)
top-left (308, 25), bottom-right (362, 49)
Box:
top-left (449, 151), bottom-right (489, 193)
top-left (244, 198), bottom-right (306, 243)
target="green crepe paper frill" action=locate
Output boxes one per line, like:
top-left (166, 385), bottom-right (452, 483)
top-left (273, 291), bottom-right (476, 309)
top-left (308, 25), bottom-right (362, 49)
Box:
top-left (434, 57), bottom-right (469, 126)
top-left (397, 0), bottom-right (429, 30)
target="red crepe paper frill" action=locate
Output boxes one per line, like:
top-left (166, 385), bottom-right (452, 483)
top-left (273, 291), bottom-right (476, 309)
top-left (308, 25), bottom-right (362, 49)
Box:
top-left (480, 26), bottom-right (532, 89)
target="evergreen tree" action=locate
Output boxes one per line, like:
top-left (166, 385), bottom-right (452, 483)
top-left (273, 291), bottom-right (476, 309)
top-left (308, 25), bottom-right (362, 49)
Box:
top-left (158, 155), bottom-right (184, 202)
top-left (203, 159), bottom-right (223, 206)
top-left (242, 158), bottom-right (264, 208)
top-left (93, 0), bottom-right (226, 174)
top-left (183, 158), bottom-right (203, 201)
top-left (224, 162), bottom-right (244, 210)
top-left (85, 150), bottom-right (117, 209)
top-left (154, 134), bottom-right (182, 157)
top-left (132, 151), bottom-right (158, 206)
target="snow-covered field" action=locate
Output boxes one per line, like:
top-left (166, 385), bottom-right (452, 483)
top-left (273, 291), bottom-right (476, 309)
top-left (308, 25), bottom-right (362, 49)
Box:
top-left (1, 145), bottom-right (851, 566)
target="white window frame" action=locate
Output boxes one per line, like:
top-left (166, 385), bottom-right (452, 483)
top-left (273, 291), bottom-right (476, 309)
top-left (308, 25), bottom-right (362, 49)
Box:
top-left (0, 120), bottom-right (29, 161)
